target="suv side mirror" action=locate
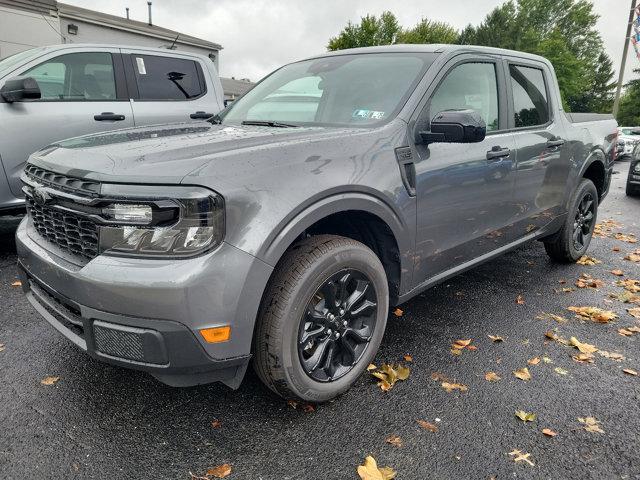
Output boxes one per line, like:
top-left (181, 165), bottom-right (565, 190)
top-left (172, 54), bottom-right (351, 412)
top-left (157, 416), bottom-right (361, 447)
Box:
top-left (419, 109), bottom-right (486, 144)
top-left (0, 76), bottom-right (41, 103)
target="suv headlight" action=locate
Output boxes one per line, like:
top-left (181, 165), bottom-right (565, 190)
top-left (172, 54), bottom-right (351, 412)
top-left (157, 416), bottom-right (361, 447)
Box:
top-left (97, 185), bottom-right (224, 258)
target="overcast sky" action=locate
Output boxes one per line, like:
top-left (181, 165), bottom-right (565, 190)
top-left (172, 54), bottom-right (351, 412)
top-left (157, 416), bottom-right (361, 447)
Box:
top-left (65, 0), bottom-right (637, 84)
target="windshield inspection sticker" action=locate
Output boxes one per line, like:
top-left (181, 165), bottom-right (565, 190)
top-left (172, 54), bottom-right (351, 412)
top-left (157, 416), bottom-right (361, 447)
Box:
top-left (353, 109), bottom-right (385, 119)
top-left (135, 57), bottom-right (147, 75)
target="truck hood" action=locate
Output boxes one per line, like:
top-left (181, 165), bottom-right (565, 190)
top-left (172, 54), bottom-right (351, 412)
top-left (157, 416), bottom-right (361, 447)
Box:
top-left (28, 122), bottom-right (367, 184)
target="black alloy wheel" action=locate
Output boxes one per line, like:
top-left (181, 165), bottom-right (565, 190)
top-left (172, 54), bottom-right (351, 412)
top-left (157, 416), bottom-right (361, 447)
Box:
top-left (573, 192), bottom-right (595, 250)
top-left (298, 269), bottom-right (378, 382)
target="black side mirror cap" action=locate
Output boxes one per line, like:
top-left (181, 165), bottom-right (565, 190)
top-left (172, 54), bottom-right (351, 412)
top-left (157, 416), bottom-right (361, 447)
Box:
top-left (419, 109), bottom-right (486, 144)
top-left (0, 76), bottom-right (41, 103)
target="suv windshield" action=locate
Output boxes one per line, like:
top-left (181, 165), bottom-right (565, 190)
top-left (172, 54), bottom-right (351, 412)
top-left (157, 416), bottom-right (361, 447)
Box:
top-left (222, 53), bottom-right (436, 127)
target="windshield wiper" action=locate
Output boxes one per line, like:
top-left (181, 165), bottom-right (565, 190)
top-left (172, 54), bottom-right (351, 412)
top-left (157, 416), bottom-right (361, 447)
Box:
top-left (241, 120), bottom-right (299, 128)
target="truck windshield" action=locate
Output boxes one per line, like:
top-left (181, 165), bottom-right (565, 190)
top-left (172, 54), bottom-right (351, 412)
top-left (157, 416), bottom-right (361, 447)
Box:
top-left (0, 47), bottom-right (46, 74)
top-left (221, 53), bottom-right (436, 127)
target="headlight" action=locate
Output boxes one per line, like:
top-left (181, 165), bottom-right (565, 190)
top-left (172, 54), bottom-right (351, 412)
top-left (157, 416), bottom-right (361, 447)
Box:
top-left (98, 185), bottom-right (224, 258)
top-left (634, 163), bottom-right (640, 173)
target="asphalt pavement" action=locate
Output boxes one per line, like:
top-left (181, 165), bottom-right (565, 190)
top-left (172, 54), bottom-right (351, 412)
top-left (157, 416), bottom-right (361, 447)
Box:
top-left (1, 164), bottom-right (639, 480)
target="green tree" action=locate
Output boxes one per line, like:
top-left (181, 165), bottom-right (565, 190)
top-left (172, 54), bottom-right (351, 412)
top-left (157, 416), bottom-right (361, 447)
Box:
top-left (398, 18), bottom-right (459, 44)
top-left (327, 11), bottom-right (401, 51)
top-left (617, 69), bottom-right (640, 126)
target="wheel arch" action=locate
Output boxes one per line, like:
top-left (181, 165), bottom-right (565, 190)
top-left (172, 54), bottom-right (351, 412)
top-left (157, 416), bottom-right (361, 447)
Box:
top-left (579, 149), bottom-right (607, 201)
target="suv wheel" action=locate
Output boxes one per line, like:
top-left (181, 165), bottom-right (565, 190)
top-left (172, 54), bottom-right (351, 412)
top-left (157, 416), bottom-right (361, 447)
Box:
top-left (544, 178), bottom-right (598, 262)
top-left (253, 235), bottom-right (389, 402)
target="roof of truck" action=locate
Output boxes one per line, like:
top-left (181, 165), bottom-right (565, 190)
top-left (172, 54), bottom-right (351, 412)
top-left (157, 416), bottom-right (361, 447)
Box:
top-left (304, 44), bottom-right (550, 64)
top-left (18, 43), bottom-right (215, 61)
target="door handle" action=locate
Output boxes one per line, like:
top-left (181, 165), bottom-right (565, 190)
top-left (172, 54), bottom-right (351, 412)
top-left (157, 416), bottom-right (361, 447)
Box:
top-left (486, 146), bottom-right (511, 161)
top-left (94, 112), bottom-right (125, 121)
top-left (546, 137), bottom-right (565, 148)
top-left (190, 111), bottom-right (214, 119)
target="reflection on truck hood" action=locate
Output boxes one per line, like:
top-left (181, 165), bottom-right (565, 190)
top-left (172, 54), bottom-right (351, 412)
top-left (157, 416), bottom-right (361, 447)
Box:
top-left (28, 122), bottom-right (364, 184)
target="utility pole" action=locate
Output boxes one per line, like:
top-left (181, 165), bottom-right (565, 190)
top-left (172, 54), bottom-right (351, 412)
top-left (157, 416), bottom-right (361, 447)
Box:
top-left (613, 0), bottom-right (638, 117)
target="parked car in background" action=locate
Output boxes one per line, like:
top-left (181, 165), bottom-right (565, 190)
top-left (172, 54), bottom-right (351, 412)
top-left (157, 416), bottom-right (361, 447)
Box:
top-left (626, 143), bottom-right (640, 196)
top-left (16, 45), bottom-right (617, 402)
top-left (617, 126), bottom-right (640, 160)
top-left (0, 44), bottom-right (224, 215)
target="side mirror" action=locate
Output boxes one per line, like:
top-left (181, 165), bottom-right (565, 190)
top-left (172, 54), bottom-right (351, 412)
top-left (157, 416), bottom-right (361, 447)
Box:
top-left (419, 109), bottom-right (486, 144)
top-left (0, 76), bottom-right (41, 103)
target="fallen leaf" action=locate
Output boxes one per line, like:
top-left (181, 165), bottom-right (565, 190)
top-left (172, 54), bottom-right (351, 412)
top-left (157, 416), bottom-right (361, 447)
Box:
top-left (624, 250), bottom-right (640, 263)
top-left (211, 420), bottom-right (222, 428)
top-left (516, 295), bottom-right (525, 305)
top-left (598, 350), bottom-right (624, 361)
top-left (623, 368), bottom-right (638, 376)
top-left (370, 364), bottom-right (410, 391)
top-left (485, 371), bottom-right (501, 382)
top-left (614, 232), bottom-right (637, 243)
top-left (302, 403), bottom-right (315, 413)
top-left (572, 353), bottom-right (594, 364)
top-left (536, 312), bottom-right (568, 323)
top-left (618, 326), bottom-right (640, 337)
top-left (207, 464), bottom-right (232, 478)
top-left (287, 400), bottom-right (298, 409)
top-left (569, 336), bottom-right (598, 354)
top-left (488, 335), bottom-right (504, 342)
top-left (385, 434), bottom-right (403, 447)
top-left (508, 449), bottom-right (535, 467)
top-left (575, 274), bottom-right (604, 289)
top-left (367, 364), bottom-right (377, 371)
top-left (611, 269), bottom-right (624, 276)
top-left (542, 356), bottom-right (553, 364)
top-left (527, 357), bottom-right (540, 366)
top-left (609, 291), bottom-right (640, 304)
top-left (617, 279), bottom-right (640, 293)
top-left (613, 246), bottom-right (621, 252)
top-left (567, 306), bottom-right (618, 323)
top-left (578, 417), bottom-right (604, 433)
top-left (11, 280), bottom-right (21, 287)
top-left (513, 368), bottom-right (531, 381)
top-left (450, 339), bottom-right (475, 355)
top-left (554, 367), bottom-right (568, 375)
top-left (0, 343), bottom-right (4, 353)
top-left (40, 376), bottom-right (60, 386)
top-left (627, 307), bottom-right (640, 319)
top-left (403, 354), bottom-right (413, 362)
top-left (542, 428), bottom-right (557, 437)
top-left (417, 419), bottom-right (438, 432)
top-left (441, 381), bottom-right (468, 393)
top-left (393, 308), bottom-right (403, 317)
top-left (515, 410), bottom-right (536, 422)
top-left (576, 255), bottom-right (601, 266)
top-left (357, 456), bottom-right (396, 480)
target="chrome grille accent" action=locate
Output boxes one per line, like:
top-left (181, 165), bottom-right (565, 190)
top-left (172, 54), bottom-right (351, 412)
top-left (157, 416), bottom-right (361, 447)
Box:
top-left (24, 164), bottom-right (100, 196)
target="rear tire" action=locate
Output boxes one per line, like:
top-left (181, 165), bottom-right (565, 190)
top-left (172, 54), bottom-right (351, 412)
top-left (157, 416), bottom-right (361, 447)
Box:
top-left (544, 179), bottom-right (598, 263)
top-left (253, 235), bottom-right (389, 402)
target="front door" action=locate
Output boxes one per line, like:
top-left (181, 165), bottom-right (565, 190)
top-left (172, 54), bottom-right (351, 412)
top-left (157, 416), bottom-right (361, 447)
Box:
top-left (412, 57), bottom-right (520, 282)
top-left (0, 48), bottom-right (133, 199)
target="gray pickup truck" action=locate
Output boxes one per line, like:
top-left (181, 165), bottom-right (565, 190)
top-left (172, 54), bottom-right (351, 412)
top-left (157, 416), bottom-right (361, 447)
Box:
top-left (16, 45), bottom-right (617, 402)
top-left (0, 44), bottom-right (224, 215)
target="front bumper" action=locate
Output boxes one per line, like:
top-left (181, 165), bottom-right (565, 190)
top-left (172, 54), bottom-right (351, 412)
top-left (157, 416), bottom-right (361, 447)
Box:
top-left (16, 218), bottom-right (273, 388)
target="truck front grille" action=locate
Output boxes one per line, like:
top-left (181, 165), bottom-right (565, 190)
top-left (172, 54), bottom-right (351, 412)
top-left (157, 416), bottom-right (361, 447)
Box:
top-left (27, 196), bottom-right (99, 260)
top-left (24, 164), bottom-right (100, 196)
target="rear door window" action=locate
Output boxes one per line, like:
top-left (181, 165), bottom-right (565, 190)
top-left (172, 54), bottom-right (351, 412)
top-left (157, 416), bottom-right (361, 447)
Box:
top-left (509, 65), bottom-right (550, 128)
top-left (132, 55), bottom-right (205, 100)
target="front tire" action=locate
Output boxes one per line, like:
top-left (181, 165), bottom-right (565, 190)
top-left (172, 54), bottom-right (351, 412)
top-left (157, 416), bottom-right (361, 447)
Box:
top-left (544, 178), bottom-right (598, 262)
top-left (253, 235), bottom-right (389, 402)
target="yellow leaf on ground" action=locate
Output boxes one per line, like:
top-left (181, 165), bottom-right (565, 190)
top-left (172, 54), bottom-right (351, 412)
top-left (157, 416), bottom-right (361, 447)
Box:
top-left (393, 308), bottom-right (403, 317)
top-left (516, 295), bottom-right (525, 305)
top-left (598, 350), bottom-right (624, 361)
top-left (11, 280), bottom-right (21, 287)
top-left (40, 376), bottom-right (60, 386)
top-left (206, 464), bottom-right (232, 478)
top-left (485, 371), bottom-right (501, 382)
top-left (618, 326), bottom-right (640, 336)
top-left (542, 428), bottom-right (557, 437)
top-left (513, 367), bottom-right (531, 381)
top-left (536, 312), bottom-right (568, 323)
top-left (369, 364), bottom-right (410, 391)
top-left (508, 450), bottom-right (535, 467)
top-left (417, 419), bottom-right (438, 432)
top-left (623, 368), bottom-right (638, 376)
top-left (627, 307), bottom-right (640, 319)
top-left (572, 353), bottom-right (594, 364)
top-left (0, 343), bottom-right (4, 352)
top-left (403, 354), bottom-right (413, 362)
top-left (211, 420), bottom-right (222, 428)
top-left (527, 357), bottom-right (540, 366)
top-left (569, 337), bottom-right (598, 354)
top-left (575, 274), bottom-right (604, 289)
top-left (367, 364), bottom-right (377, 371)
top-left (611, 269), bottom-right (624, 276)
top-left (576, 255), bottom-right (601, 266)
top-left (567, 306), bottom-right (618, 323)
top-left (554, 367), bottom-right (568, 375)
top-left (488, 335), bottom-right (504, 342)
top-left (441, 382), bottom-right (468, 393)
top-left (578, 417), bottom-right (604, 433)
top-left (617, 279), bottom-right (640, 293)
top-left (357, 456), bottom-right (396, 480)
top-left (624, 250), bottom-right (640, 262)
top-left (515, 410), bottom-right (536, 422)
top-left (614, 232), bottom-right (637, 243)
top-left (385, 435), bottom-right (403, 447)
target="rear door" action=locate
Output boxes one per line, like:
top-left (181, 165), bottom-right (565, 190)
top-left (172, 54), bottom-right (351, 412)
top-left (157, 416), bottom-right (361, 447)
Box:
top-left (0, 47), bottom-right (133, 199)
top-left (506, 60), bottom-right (568, 233)
top-left (121, 50), bottom-right (223, 125)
